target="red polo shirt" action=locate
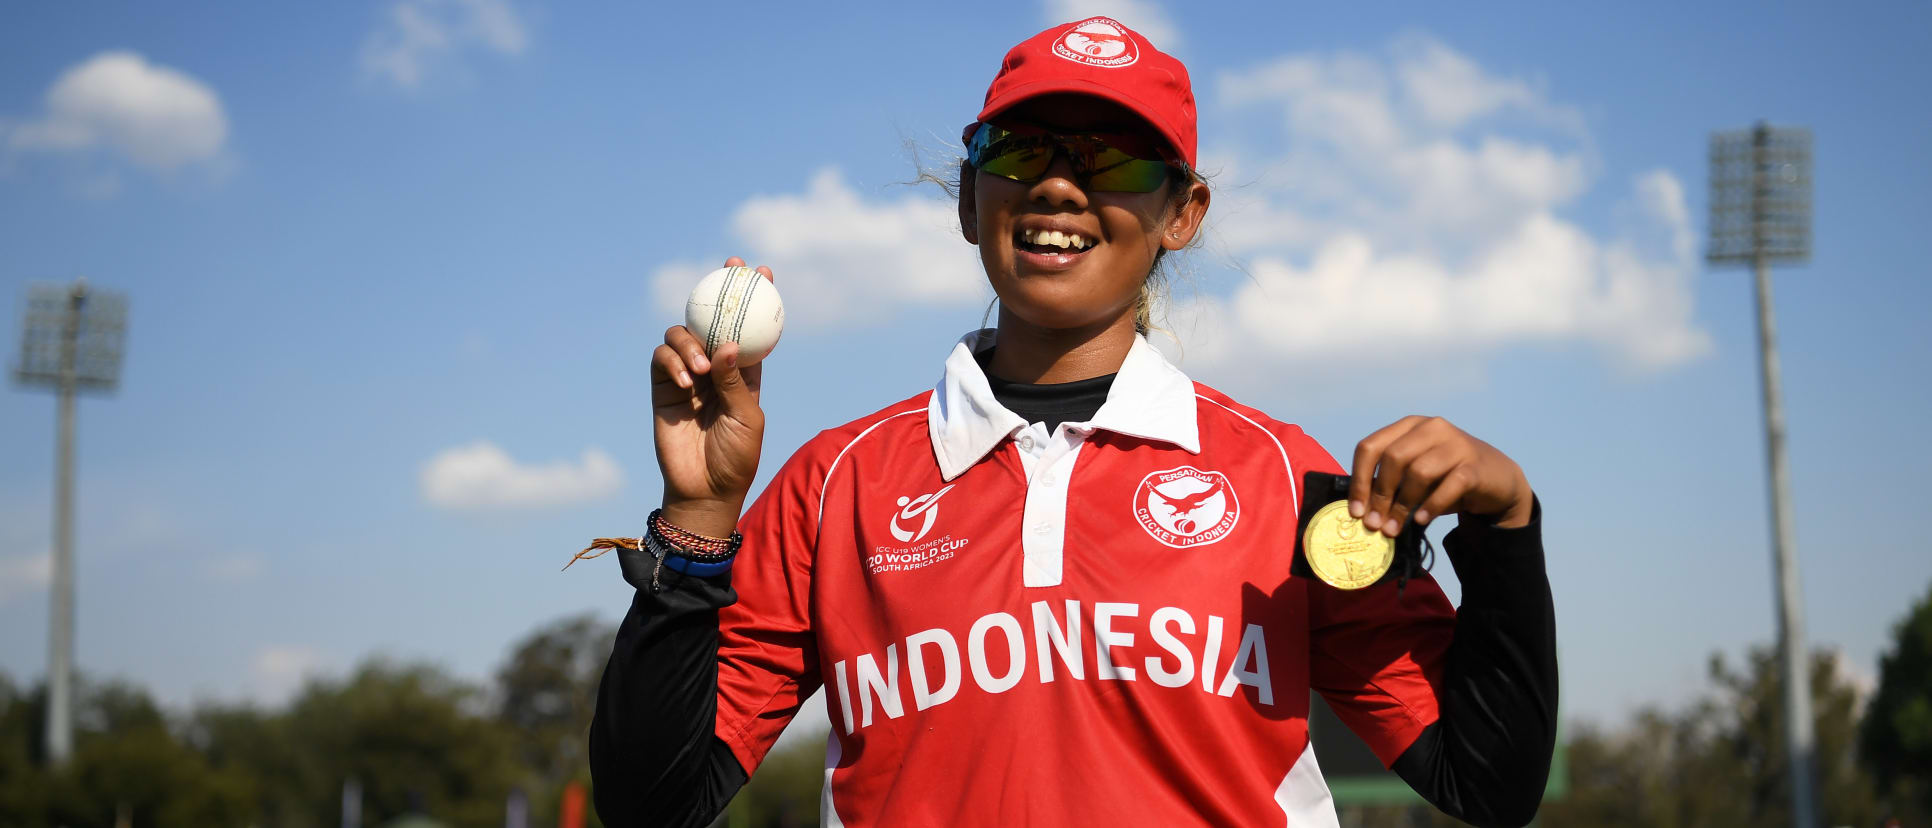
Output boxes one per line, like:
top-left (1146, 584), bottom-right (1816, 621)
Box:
top-left (712, 331), bottom-right (1456, 826)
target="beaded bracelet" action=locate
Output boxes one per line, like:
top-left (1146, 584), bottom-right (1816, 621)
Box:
top-left (562, 510), bottom-right (743, 591)
top-left (649, 510), bottom-right (739, 561)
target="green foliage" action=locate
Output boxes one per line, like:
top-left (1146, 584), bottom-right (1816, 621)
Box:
top-left (496, 615), bottom-right (610, 787)
top-left (280, 662), bottom-right (522, 827)
top-left (0, 678), bottom-right (254, 828)
top-left (493, 612), bottom-right (614, 828)
top-left (1863, 580), bottom-right (1932, 819)
top-left (725, 733), bottom-right (828, 827)
top-left (1538, 648), bottom-right (1886, 828)
top-left (3, 662), bottom-right (529, 827)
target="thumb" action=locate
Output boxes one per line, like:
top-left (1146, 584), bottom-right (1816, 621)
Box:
top-left (708, 344), bottom-right (757, 415)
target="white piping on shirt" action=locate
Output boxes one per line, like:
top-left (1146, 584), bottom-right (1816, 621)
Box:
top-left (1195, 395), bottom-right (1300, 516)
top-left (816, 407), bottom-right (929, 534)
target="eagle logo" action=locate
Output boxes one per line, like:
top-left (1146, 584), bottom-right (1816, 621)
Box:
top-left (1053, 17), bottom-right (1139, 68)
top-left (1133, 466), bottom-right (1240, 548)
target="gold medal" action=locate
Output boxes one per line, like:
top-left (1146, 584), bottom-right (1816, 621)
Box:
top-left (1303, 500), bottom-right (1394, 590)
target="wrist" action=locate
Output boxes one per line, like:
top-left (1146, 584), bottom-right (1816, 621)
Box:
top-left (1491, 495), bottom-right (1534, 529)
top-left (1475, 472), bottom-right (1535, 529)
top-left (660, 498), bottom-right (743, 539)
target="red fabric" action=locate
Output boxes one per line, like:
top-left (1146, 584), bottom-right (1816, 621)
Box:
top-left (977, 17), bottom-right (1197, 166)
top-left (713, 387), bottom-right (1455, 825)
top-left (557, 783), bottom-right (585, 828)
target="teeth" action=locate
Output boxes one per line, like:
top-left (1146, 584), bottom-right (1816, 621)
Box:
top-left (1018, 228), bottom-right (1093, 251)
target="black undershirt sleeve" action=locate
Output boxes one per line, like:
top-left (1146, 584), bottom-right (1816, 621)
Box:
top-left (588, 545), bottom-right (748, 828)
top-left (1388, 501), bottom-right (1558, 828)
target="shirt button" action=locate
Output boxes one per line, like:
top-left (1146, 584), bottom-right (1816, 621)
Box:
top-left (1019, 436), bottom-right (1035, 452)
top-left (1031, 524), bottom-right (1051, 535)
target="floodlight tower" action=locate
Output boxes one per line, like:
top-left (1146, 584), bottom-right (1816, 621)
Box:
top-left (1707, 122), bottom-right (1814, 828)
top-left (13, 278), bottom-right (126, 765)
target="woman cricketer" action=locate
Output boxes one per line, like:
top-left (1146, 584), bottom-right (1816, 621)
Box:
top-left (590, 17), bottom-right (1556, 828)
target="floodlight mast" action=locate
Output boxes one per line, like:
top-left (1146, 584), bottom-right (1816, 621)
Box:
top-left (13, 278), bottom-right (126, 766)
top-left (1708, 122), bottom-right (1814, 828)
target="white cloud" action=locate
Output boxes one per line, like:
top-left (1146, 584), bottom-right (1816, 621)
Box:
top-left (651, 168), bottom-right (985, 325)
top-left (1182, 35), bottom-right (1707, 380)
top-left (362, 0), bottom-right (529, 90)
top-left (421, 441), bottom-right (622, 509)
top-left (5, 51), bottom-right (228, 171)
top-left (1390, 36), bottom-right (1569, 131)
top-left (251, 646), bottom-right (326, 705)
top-left (0, 551), bottom-right (53, 605)
top-left (1042, 0), bottom-right (1181, 49)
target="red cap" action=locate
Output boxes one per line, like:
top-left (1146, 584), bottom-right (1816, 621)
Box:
top-left (976, 17), bottom-right (1197, 167)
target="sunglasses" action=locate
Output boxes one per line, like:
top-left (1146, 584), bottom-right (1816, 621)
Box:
top-left (963, 121), bottom-right (1176, 193)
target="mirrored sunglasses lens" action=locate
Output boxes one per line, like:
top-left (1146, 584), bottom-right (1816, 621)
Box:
top-left (980, 145), bottom-right (1052, 181)
top-left (1087, 159), bottom-right (1171, 192)
top-left (974, 131), bottom-right (1052, 182)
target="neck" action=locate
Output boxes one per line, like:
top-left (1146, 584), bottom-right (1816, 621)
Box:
top-left (987, 307), bottom-right (1139, 383)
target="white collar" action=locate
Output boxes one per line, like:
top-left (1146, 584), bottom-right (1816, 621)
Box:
top-left (927, 329), bottom-right (1201, 481)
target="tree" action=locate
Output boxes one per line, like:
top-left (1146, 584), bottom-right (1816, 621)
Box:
top-left (0, 674), bottom-right (253, 828)
top-left (0, 671), bottom-right (47, 825)
top-left (1862, 579), bottom-right (1932, 821)
top-left (724, 732), bottom-right (828, 828)
top-left (191, 660), bottom-right (525, 828)
top-left (495, 612), bottom-right (615, 827)
top-left (1538, 647), bottom-right (1882, 827)
top-left (279, 661), bottom-right (523, 828)
top-left (496, 613), bottom-right (613, 784)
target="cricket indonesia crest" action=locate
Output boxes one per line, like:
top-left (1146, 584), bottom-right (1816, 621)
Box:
top-left (1134, 466), bottom-right (1239, 548)
top-left (1053, 17), bottom-right (1139, 68)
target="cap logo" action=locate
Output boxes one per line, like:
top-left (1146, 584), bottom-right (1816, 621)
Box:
top-left (1052, 17), bottom-right (1139, 68)
top-left (1133, 466), bottom-right (1239, 548)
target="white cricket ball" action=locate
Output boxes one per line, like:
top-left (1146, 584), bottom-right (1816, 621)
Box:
top-left (685, 265), bottom-right (785, 366)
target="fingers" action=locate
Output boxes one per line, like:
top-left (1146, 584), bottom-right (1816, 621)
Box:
top-left (721, 259), bottom-right (773, 399)
top-left (1363, 423), bottom-right (1433, 535)
top-left (1413, 463), bottom-right (1480, 530)
top-left (1358, 416), bottom-right (1490, 537)
top-left (1350, 415), bottom-right (1424, 521)
top-left (651, 343), bottom-right (691, 392)
top-left (667, 324), bottom-right (710, 374)
top-left (706, 342), bottom-right (759, 416)
top-left (723, 257), bottom-right (777, 286)
top-left (1380, 444), bottom-right (1460, 536)
top-left (651, 327), bottom-right (713, 413)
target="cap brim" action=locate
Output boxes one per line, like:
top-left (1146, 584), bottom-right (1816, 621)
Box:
top-left (977, 77), bottom-right (1191, 166)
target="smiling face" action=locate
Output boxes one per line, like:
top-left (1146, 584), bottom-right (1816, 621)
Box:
top-left (960, 94), bottom-right (1209, 335)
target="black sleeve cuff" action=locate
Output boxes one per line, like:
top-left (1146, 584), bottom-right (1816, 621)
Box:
top-left (617, 543), bottom-right (739, 603)
top-left (1441, 495), bottom-right (1545, 610)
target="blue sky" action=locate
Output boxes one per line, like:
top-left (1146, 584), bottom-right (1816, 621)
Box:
top-left (1, 0), bottom-right (1928, 741)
